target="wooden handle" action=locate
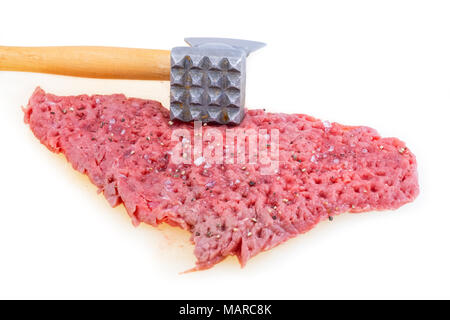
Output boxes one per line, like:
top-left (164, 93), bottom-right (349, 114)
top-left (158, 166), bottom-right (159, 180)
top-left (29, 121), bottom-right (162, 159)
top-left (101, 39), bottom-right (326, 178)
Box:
top-left (0, 46), bottom-right (171, 80)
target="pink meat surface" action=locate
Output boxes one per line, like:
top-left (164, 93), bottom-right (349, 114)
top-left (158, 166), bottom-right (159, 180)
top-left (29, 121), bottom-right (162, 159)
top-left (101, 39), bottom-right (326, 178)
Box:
top-left (24, 87), bottom-right (419, 270)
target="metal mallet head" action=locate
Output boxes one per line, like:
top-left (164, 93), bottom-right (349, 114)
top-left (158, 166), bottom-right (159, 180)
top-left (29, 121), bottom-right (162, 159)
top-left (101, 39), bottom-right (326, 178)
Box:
top-left (169, 37), bottom-right (265, 125)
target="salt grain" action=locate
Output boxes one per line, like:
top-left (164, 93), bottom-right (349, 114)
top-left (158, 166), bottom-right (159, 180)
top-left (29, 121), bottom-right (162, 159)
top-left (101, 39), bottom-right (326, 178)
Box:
top-left (194, 157), bottom-right (205, 166)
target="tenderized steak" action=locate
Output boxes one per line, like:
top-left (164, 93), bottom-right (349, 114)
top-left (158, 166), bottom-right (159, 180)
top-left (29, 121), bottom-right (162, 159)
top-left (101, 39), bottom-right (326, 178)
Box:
top-left (24, 87), bottom-right (419, 270)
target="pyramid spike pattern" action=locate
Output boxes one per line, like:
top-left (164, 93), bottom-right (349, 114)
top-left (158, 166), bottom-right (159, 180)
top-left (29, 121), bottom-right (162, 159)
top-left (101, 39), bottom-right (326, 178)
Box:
top-left (170, 45), bottom-right (246, 125)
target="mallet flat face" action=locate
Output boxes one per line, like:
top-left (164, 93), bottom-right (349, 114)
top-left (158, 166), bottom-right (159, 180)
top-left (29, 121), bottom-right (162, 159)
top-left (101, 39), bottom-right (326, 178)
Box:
top-left (169, 38), bottom-right (265, 125)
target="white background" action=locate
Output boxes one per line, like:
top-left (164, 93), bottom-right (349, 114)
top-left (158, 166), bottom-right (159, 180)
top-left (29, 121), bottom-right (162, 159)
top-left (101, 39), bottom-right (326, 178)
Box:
top-left (0, 0), bottom-right (449, 299)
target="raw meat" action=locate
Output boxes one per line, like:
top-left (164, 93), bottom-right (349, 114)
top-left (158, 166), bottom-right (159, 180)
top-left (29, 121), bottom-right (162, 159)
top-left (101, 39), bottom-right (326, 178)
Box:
top-left (23, 87), bottom-right (419, 270)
